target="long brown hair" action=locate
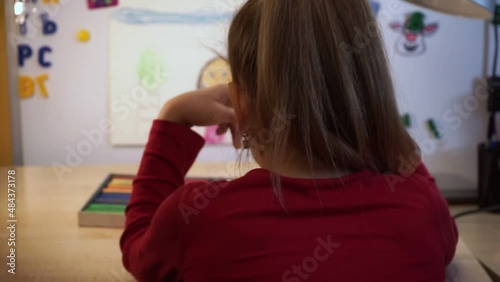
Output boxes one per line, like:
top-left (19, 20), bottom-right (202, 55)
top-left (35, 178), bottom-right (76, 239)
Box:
top-left (228, 0), bottom-right (419, 190)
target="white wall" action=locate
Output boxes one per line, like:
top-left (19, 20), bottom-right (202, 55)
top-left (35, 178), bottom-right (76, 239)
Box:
top-left (12, 0), bottom-right (239, 169)
top-left (379, 2), bottom-right (490, 191)
top-left (9, 0), bottom-right (498, 191)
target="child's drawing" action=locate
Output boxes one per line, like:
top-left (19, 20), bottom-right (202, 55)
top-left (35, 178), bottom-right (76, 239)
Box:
top-left (198, 57), bottom-right (232, 145)
top-left (135, 50), bottom-right (166, 140)
top-left (109, 2), bottom-right (244, 146)
top-left (389, 12), bottom-right (438, 56)
top-left (112, 8), bottom-right (233, 25)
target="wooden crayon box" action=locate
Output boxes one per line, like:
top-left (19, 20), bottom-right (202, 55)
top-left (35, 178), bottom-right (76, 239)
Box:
top-left (78, 174), bottom-right (228, 228)
top-left (78, 174), bottom-right (134, 228)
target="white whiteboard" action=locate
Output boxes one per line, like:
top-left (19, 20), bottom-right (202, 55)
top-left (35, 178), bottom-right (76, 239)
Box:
top-left (10, 0), bottom-right (481, 189)
top-left (109, 0), bottom-right (245, 145)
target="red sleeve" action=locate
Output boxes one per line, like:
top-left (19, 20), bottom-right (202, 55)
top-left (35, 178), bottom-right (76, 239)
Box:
top-left (120, 120), bottom-right (205, 282)
top-left (415, 163), bottom-right (459, 265)
top-left (436, 192), bottom-right (459, 266)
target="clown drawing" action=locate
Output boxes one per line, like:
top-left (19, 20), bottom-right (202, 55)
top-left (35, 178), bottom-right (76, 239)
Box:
top-left (198, 58), bottom-right (232, 144)
top-left (389, 12), bottom-right (438, 56)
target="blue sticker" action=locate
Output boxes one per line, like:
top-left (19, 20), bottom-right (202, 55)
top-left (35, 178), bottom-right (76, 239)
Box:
top-left (41, 13), bottom-right (57, 35)
top-left (19, 14), bottom-right (29, 35)
top-left (370, 1), bottom-right (381, 16)
top-left (18, 44), bottom-right (33, 67)
top-left (38, 46), bottom-right (52, 68)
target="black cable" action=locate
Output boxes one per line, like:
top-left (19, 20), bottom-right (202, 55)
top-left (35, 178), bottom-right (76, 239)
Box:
top-left (453, 204), bottom-right (500, 219)
top-left (493, 24), bottom-right (499, 78)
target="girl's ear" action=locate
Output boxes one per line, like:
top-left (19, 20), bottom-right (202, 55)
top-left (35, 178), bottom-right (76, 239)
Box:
top-left (228, 82), bottom-right (248, 131)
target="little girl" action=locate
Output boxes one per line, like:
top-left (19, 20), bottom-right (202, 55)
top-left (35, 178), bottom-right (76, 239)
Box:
top-left (120, 1), bottom-right (458, 281)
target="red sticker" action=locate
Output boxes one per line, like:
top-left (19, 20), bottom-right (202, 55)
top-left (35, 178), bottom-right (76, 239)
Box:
top-left (87, 0), bottom-right (118, 9)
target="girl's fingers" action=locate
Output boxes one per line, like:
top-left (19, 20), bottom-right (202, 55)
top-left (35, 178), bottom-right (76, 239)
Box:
top-left (229, 123), bottom-right (242, 149)
top-left (217, 124), bottom-right (229, 135)
top-left (212, 104), bottom-right (237, 125)
top-left (212, 84), bottom-right (231, 105)
top-left (159, 86), bottom-right (234, 127)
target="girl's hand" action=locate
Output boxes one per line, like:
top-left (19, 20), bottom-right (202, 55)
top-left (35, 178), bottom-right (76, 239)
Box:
top-left (158, 84), bottom-right (242, 148)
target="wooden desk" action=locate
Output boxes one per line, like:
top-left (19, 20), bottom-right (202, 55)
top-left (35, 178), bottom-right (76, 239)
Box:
top-left (450, 206), bottom-right (500, 281)
top-left (0, 165), bottom-right (498, 282)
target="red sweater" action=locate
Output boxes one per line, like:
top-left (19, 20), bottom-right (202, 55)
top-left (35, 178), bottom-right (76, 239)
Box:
top-left (120, 120), bottom-right (458, 282)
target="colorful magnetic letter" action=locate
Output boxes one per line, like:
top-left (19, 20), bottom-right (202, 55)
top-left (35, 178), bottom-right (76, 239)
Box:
top-left (77, 29), bottom-right (91, 42)
top-left (427, 119), bottom-right (442, 139)
top-left (402, 113), bottom-right (412, 128)
top-left (36, 74), bottom-right (50, 98)
top-left (19, 17), bottom-right (28, 36)
top-left (19, 76), bottom-right (35, 98)
top-left (18, 44), bottom-right (33, 67)
top-left (38, 46), bottom-right (52, 68)
top-left (370, 1), bottom-right (381, 15)
top-left (41, 13), bottom-right (58, 35)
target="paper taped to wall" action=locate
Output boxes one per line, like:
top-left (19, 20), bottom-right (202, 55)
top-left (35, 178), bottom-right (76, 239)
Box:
top-left (109, 1), bottom-right (243, 146)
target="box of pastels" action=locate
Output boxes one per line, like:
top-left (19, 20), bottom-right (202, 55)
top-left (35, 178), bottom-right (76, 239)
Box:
top-left (78, 174), bottom-right (134, 228)
top-left (78, 175), bottom-right (226, 228)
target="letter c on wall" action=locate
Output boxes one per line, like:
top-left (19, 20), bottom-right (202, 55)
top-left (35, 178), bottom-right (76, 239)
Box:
top-left (38, 46), bottom-right (53, 68)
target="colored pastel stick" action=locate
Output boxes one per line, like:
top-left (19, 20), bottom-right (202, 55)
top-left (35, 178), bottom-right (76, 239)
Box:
top-left (109, 179), bottom-right (133, 186)
top-left (402, 113), bottom-right (411, 128)
top-left (103, 187), bottom-right (131, 191)
top-left (98, 193), bottom-right (131, 200)
top-left (112, 175), bottom-right (134, 179)
top-left (95, 193), bottom-right (131, 204)
top-left (103, 186), bottom-right (132, 190)
top-left (85, 203), bottom-right (127, 213)
top-left (102, 189), bottom-right (132, 194)
top-left (105, 185), bottom-right (133, 190)
top-left (94, 198), bottom-right (130, 205)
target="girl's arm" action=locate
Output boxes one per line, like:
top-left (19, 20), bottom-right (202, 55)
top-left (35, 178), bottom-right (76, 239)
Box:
top-left (120, 120), bottom-right (205, 281)
top-left (120, 85), bottom-right (239, 281)
top-left (416, 163), bottom-right (459, 265)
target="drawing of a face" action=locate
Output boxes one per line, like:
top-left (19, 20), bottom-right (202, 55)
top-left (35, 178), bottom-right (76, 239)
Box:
top-left (198, 58), bottom-right (232, 89)
top-left (390, 12), bottom-right (438, 56)
top-left (198, 58), bottom-right (232, 144)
